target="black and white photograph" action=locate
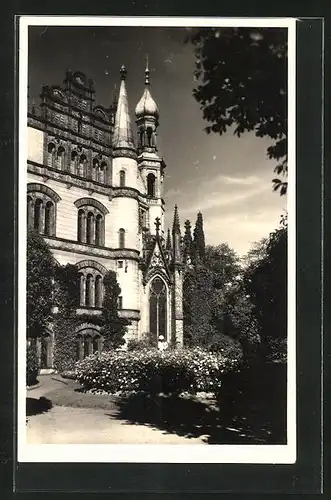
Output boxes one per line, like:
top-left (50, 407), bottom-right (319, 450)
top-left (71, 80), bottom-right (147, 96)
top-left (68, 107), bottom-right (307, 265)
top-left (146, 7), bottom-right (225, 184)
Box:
top-left (18, 17), bottom-right (296, 463)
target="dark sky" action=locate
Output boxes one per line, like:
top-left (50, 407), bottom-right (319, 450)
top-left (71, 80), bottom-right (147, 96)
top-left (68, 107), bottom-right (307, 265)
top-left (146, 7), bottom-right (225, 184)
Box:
top-left (28, 25), bottom-right (286, 255)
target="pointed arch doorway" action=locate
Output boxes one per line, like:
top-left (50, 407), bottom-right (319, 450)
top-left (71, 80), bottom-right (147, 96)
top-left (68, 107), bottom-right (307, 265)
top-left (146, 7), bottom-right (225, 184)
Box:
top-left (149, 277), bottom-right (167, 340)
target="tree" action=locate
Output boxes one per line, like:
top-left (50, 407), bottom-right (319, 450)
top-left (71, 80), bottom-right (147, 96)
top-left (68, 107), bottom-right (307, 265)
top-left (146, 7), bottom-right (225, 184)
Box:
top-left (187, 27), bottom-right (288, 194)
top-left (192, 212), bottom-right (206, 262)
top-left (27, 228), bottom-right (55, 339)
top-left (182, 219), bottom-right (193, 261)
top-left (244, 218), bottom-right (287, 358)
top-left (204, 243), bottom-right (241, 289)
top-left (100, 270), bottom-right (129, 348)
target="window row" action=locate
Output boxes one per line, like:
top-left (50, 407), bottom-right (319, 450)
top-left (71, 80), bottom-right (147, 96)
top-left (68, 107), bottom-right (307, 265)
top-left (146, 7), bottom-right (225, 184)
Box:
top-left (47, 143), bottom-right (109, 183)
top-left (78, 271), bottom-right (123, 309)
top-left (28, 195), bottom-right (127, 248)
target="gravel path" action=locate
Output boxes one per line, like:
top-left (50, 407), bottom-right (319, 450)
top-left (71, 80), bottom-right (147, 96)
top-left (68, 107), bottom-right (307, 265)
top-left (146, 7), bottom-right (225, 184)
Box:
top-left (26, 376), bottom-right (206, 445)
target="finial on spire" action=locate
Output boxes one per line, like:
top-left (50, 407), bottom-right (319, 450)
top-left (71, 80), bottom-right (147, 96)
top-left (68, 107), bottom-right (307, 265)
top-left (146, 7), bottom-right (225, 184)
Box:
top-left (172, 204), bottom-right (181, 234)
top-left (145, 54), bottom-right (150, 86)
top-left (154, 217), bottom-right (161, 234)
top-left (166, 228), bottom-right (172, 250)
top-left (120, 65), bottom-right (127, 80)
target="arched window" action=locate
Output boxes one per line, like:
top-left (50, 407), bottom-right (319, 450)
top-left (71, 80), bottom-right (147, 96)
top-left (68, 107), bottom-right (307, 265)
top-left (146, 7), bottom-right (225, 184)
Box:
top-left (85, 274), bottom-right (94, 307)
top-left (71, 150), bottom-right (78, 175)
top-left (92, 158), bottom-right (99, 181)
top-left (93, 335), bottom-right (102, 354)
top-left (77, 209), bottom-right (85, 243)
top-left (147, 173), bottom-right (156, 197)
top-left (47, 143), bottom-right (55, 168)
top-left (56, 146), bottom-right (65, 171)
top-left (95, 275), bottom-right (103, 308)
top-left (86, 212), bottom-right (94, 245)
top-left (75, 200), bottom-right (107, 246)
top-left (78, 154), bottom-right (87, 177)
top-left (147, 127), bottom-right (153, 147)
top-left (149, 277), bottom-right (167, 340)
top-left (27, 195), bottom-right (33, 227)
top-left (44, 201), bottom-right (54, 236)
top-left (76, 328), bottom-right (102, 360)
top-left (95, 214), bottom-right (103, 246)
top-left (99, 162), bottom-right (107, 184)
top-left (34, 198), bottom-right (43, 232)
top-left (119, 228), bottom-right (125, 249)
top-left (119, 170), bottom-right (126, 187)
top-left (79, 272), bottom-right (85, 306)
top-left (27, 184), bottom-right (60, 236)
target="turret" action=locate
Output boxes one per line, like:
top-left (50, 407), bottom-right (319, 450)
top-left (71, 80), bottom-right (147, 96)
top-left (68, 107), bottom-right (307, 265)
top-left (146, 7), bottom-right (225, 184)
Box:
top-left (135, 57), bottom-right (159, 153)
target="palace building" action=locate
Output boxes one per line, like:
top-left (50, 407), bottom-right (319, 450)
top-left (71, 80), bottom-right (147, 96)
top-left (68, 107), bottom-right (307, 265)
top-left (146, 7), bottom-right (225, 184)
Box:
top-left (27, 63), bottom-right (187, 369)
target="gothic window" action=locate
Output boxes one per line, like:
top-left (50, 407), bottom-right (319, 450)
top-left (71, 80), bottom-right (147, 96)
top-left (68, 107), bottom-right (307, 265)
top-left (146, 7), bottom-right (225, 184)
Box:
top-left (86, 212), bottom-right (95, 245)
top-left (27, 184), bottom-right (60, 236)
top-left (119, 170), bottom-right (126, 187)
top-left (119, 228), bottom-right (125, 249)
top-left (75, 199), bottom-right (107, 246)
top-left (84, 335), bottom-right (92, 357)
top-left (149, 277), bottom-right (167, 340)
top-left (147, 173), bottom-right (156, 197)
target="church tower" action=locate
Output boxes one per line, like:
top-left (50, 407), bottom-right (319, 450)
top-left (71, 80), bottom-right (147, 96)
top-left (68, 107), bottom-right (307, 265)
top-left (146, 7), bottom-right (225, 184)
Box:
top-left (135, 58), bottom-right (166, 238)
top-left (111, 65), bottom-right (140, 338)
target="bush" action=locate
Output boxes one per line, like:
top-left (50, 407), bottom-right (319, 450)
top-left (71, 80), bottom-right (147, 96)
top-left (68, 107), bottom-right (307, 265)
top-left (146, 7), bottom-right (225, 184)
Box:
top-left (127, 332), bottom-right (158, 351)
top-left (26, 342), bottom-right (39, 386)
top-left (208, 333), bottom-right (243, 359)
top-left (75, 347), bottom-right (242, 396)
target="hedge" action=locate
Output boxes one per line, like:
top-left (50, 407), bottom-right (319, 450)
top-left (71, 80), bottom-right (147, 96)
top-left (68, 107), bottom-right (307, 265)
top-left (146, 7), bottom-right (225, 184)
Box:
top-left (75, 347), bottom-right (242, 395)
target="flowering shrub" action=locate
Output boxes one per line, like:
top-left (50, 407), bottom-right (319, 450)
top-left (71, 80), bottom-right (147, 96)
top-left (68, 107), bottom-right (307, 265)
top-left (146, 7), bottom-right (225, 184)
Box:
top-left (75, 347), bottom-right (242, 395)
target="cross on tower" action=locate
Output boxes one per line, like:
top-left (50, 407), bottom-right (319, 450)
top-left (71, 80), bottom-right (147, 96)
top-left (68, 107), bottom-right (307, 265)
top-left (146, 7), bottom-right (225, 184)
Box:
top-left (154, 217), bottom-right (161, 233)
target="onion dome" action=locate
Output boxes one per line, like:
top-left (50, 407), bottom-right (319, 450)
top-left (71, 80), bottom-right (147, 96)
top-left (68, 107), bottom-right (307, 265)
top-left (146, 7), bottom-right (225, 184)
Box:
top-left (135, 59), bottom-right (159, 120)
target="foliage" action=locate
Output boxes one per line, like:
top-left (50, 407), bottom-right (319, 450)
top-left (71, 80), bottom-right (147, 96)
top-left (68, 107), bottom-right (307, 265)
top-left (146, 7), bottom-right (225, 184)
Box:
top-left (26, 340), bottom-right (39, 386)
top-left (75, 347), bottom-right (242, 395)
top-left (100, 270), bottom-right (129, 349)
top-left (187, 27), bottom-right (288, 194)
top-left (182, 219), bottom-right (193, 262)
top-left (27, 228), bottom-right (55, 339)
top-left (192, 211), bottom-right (206, 262)
top-left (243, 218), bottom-right (287, 355)
top-left (183, 264), bottom-right (216, 346)
top-left (127, 332), bottom-right (158, 351)
top-left (204, 243), bottom-right (241, 289)
top-left (52, 264), bottom-right (80, 372)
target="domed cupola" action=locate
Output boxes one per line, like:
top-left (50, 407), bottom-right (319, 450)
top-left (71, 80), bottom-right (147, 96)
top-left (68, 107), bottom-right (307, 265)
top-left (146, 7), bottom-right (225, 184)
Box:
top-left (135, 59), bottom-right (159, 121)
top-left (135, 58), bottom-right (159, 152)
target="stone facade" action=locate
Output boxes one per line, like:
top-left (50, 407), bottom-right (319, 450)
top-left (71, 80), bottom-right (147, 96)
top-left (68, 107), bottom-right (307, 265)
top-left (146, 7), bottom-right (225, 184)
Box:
top-left (27, 66), bottom-right (189, 370)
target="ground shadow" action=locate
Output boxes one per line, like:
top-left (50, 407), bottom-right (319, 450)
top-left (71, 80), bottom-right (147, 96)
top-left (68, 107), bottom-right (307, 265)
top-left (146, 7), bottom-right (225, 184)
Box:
top-left (115, 362), bottom-right (287, 444)
top-left (26, 396), bottom-right (53, 416)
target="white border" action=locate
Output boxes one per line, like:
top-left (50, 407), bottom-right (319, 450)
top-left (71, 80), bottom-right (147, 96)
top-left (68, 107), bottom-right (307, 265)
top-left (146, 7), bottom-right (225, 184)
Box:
top-left (18, 16), bottom-right (296, 464)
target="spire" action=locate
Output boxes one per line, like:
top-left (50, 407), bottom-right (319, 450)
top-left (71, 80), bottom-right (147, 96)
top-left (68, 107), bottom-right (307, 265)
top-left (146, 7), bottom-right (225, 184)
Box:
top-left (183, 220), bottom-right (193, 260)
top-left (145, 54), bottom-right (150, 85)
top-left (172, 205), bottom-right (181, 234)
top-left (112, 65), bottom-right (135, 152)
top-left (166, 228), bottom-right (172, 250)
top-left (135, 59), bottom-right (159, 120)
